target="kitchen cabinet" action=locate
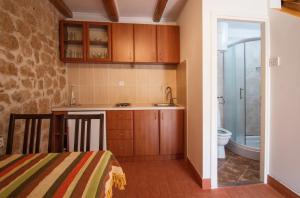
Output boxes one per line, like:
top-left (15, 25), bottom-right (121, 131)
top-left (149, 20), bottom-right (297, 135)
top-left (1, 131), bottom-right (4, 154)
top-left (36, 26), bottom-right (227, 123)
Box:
top-left (160, 110), bottom-right (184, 155)
top-left (60, 21), bottom-right (180, 64)
top-left (157, 25), bottom-right (180, 64)
top-left (134, 110), bottom-right (159, 156)
top-left (112, 23), bottom-right (134, 62)
top-left (86, 22), bottom-right (111, 62)
top-left (60, 21), bottom-right (86, 63)
top-left (134, 24), bottom-right (157, 63)
top-left (107, 111), bottom-right (133, 156)
top-left (60, 21), bottom-right (111, 63)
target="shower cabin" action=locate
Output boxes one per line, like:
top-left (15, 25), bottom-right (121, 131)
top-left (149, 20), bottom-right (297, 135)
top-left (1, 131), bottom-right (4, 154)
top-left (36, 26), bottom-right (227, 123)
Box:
top-left (217, 21), bottom-right (262, 159)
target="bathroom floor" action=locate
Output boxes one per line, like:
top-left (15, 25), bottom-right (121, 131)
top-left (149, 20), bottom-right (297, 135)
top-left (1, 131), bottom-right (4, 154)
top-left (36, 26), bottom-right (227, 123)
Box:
top-left (218, 149), bottom-right (260, 187)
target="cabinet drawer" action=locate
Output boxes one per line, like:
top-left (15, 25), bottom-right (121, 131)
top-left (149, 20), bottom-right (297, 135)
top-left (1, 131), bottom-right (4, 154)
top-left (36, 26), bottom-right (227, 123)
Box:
top-left (107, 119), bottom-right (133, 130)
top-left (108, 130), bottom-right (133, 140)
top-left (108, 140), bottom-right (133, 157)
top-left (107, 111), bottom-right (133, 120)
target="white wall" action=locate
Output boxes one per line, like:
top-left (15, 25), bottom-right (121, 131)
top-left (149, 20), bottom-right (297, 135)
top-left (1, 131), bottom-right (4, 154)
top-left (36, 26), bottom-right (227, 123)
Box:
top-left (269, 10), bottom-right (300, 195)
top-left (177, 0), bottom-right (203, 177)
top-left (202, 0), bottom-right (269, 185)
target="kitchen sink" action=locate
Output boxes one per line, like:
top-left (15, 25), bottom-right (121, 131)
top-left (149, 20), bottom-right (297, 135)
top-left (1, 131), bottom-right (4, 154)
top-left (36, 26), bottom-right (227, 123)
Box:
top-left (154, 103), bottom-right (178, 107)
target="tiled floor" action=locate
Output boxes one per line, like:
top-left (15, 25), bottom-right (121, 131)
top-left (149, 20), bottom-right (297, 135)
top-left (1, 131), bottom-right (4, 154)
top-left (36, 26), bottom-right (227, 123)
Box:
top-left (113, 159), bottom-right (282, 198)
top-left (218, 149), bottom-right (260, 186)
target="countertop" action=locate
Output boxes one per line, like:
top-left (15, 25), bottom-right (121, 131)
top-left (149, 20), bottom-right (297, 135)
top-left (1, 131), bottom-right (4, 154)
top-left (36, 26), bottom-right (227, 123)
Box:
top-left (52, 104), bottom-right (185, 112)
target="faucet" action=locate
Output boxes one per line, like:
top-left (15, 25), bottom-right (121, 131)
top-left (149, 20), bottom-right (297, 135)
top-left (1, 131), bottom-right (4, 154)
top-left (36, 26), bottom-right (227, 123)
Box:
top-left (165, 86), bottom-right (175, 105)
top-left (69, 85), bottom-right (76, 106)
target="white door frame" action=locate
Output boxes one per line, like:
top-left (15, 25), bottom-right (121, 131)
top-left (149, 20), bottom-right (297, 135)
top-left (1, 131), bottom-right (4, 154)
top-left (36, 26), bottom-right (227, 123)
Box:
top-left (210, 14), bottom-right (270, 188)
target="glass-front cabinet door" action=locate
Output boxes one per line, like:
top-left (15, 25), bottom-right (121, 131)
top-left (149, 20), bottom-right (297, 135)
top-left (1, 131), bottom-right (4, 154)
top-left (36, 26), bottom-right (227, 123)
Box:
top-left (86, 22), bottom-right (111, 62)
top-left (60, 21), bottom-right (85, 62)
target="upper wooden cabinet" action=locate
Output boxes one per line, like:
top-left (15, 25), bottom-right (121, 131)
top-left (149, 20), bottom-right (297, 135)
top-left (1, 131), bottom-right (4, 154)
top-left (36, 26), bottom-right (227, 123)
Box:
top-left (86, 22), bottom-right (111, 62)
top-left (134, 24), bottom-right (157, 63)
top-left (60, 21), bottom-right (180, 64)
top-left (157, 25), bottom-right (180, 64)
top-left (60, 21), bottom-right (86, 62)
top-left (60, 21), bottom-right (111, 63)
top-left (112, 23), bottom-right (134, 62)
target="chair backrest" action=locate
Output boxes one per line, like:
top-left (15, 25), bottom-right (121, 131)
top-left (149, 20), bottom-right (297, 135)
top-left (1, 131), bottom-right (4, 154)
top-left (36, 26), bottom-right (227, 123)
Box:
top-left (62, 114), bottom-right (104, 152)
top-left (6, 114), bottom-right (54, 154)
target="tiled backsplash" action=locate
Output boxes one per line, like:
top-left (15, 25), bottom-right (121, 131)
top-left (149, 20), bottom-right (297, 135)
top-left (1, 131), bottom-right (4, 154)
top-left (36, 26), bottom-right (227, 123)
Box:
top-left (67, 64), bottom-right (177, 105)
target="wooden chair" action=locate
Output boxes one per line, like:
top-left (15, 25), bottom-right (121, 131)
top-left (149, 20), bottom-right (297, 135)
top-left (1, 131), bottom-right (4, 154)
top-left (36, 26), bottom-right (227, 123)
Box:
top-left (61, 114), bottom-right (104, 152)
top-left (6, 114), bottom-right (54, 154)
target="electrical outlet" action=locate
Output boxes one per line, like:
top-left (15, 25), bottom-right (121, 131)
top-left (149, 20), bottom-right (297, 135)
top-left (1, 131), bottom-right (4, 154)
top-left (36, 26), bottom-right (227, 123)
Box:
top-left (269, 57), bottom-right (280, 67)
top-left (118, 81), bottom-right (125, 87)
top-left (0, 136), bottom-right (4, 148)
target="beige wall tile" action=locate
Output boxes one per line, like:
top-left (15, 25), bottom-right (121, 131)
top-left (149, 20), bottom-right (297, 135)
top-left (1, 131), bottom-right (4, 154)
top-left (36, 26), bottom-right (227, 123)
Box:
top-left (79, 85), bottom-right (94, 104)
top-left (67, 64), bottom-right (177, 105)
top-left (94, 86), bottom-right (109, 104)
top-left (94, 64), bottom-right (109, 86)
top-left (136, 85), bottom-right (150, 104)
top-left (79, 65), bottom-right (94, 85)
top-left (67, 64), bottom-right (80, 85)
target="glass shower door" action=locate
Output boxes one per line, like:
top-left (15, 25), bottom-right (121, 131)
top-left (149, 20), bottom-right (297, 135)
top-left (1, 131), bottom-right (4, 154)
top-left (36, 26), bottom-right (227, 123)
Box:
top-left (223, 43), bottom-right (246, 145)
top-left (245, 40), bottom-right (261, 148)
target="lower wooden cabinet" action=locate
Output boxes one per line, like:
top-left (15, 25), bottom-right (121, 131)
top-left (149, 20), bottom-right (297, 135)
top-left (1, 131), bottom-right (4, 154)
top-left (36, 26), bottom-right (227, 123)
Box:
top-left (134, 110), bottom-right (160, 156)
top-left (107, 111), bottom-right (134, 157)
top-left (160, 110), bottom-right (184, 155)
top-left (106, 109), bottom-right (184, 158)
top-left (107, 140), bottom-right (133, 157)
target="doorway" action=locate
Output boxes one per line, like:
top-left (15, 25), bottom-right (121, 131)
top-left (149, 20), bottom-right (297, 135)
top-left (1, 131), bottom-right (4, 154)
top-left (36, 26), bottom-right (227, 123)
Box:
top-left (216, 20), bottom-right (266, 187)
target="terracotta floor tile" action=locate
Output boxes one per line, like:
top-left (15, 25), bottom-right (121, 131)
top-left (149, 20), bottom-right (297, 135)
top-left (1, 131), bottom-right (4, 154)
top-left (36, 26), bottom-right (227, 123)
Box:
top-left (113, 159), bottom-right (283, 198)
top-left (218, 149), bottom-right (260, 186)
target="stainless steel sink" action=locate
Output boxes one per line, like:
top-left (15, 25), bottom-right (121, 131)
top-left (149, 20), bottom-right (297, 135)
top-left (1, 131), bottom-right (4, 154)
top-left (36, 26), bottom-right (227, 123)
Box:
top-left (154, 103), bottom-right (178, 107)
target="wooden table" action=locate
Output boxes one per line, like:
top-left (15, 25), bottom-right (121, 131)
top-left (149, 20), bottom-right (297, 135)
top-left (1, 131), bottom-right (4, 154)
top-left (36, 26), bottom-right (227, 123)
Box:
top-left (0, 151), bottom-right (126, 198)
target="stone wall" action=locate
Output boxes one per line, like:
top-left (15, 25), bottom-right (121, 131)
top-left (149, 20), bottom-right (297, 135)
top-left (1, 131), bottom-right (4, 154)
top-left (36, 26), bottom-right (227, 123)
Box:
top-left (0, 0), bottom-right (67, 154)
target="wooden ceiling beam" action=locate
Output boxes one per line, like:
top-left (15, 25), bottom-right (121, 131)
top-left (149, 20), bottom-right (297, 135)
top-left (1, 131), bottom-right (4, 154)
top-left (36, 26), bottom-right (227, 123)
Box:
top-left (153, 0), bottom-right (168, 22)
top-left (282, 0), bottom-right (300, 12)
top-left (49, 0), bottom-right (73, 18)
top-left (102, 0), bottom-right (119, 22)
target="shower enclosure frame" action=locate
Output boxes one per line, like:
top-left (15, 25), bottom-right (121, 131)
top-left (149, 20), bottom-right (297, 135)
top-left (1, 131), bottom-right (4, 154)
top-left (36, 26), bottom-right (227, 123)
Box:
top-left (209, 15), bottom-right (270, 189)
top-left (224, 37), bottom-right (261, 148)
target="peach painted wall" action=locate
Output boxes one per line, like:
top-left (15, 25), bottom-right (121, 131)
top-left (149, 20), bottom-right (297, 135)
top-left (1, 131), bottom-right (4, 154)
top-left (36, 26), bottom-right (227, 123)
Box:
top-left (67, 64), bottom-right (177, 105)
top-left (177, 0), bottom-right (203, 178)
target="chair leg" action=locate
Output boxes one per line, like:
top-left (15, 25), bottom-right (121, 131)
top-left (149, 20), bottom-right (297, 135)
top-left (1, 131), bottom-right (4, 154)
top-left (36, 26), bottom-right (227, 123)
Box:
top-left (6, 114), bottom-right (15, 154)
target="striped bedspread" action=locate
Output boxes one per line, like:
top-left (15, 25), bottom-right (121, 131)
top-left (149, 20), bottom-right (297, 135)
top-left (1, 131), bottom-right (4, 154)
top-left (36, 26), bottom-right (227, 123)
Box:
top-left (0, 151), bottom-right (126, 198)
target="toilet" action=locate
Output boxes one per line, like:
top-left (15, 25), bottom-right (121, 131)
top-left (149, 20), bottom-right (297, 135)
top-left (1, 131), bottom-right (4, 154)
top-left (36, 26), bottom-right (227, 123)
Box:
top-left (218, 128), bottom-right (232, 159)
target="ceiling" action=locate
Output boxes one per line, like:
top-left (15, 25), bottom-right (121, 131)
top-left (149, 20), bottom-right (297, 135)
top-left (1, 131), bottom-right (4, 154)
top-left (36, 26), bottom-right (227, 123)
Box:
top-left (63, 0), bottom-right (187, 22)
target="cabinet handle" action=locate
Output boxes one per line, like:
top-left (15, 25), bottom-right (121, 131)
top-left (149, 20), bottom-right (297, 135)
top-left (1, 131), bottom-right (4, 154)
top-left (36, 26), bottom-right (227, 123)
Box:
top-left (155, 113), bottom-right (157, 120)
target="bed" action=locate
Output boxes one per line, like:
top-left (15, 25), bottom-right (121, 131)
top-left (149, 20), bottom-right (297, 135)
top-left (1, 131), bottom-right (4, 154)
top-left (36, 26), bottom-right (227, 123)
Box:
top-left (0, 151), bottom-right (126, 198)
